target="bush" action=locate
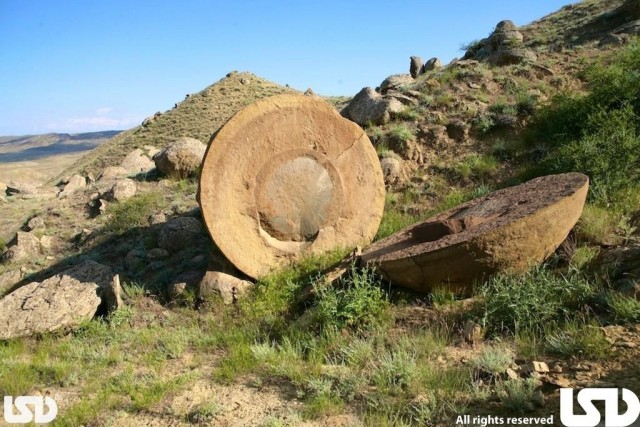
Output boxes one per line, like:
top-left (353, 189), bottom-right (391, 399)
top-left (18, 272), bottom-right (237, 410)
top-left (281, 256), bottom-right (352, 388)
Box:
top-left (526, 40), bottom-right (640, 204)
top-left (312, 265), bottom-right (389, 332)
top-left (105, 192), bottom-right (164, 234)
top-left (479, 267), bottom-right (597, 334)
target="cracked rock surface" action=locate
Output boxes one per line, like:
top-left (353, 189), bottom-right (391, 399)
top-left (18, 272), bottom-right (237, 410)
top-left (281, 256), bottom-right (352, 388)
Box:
top-left (0, 260), bottom-right (113, 339)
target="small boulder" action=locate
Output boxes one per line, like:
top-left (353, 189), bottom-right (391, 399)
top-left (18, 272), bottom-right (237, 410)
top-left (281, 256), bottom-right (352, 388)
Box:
top-left (6, 181), bottom-right (38, 196)
top-left (379, 74), bottom-right (415, 94)
top-left (58, 174), bottom-right (86, 198)
top-left (341, 87), bottom-right (405, 126)
top-left (148, 212), bottom-right (167, 225)
top-left (197, 271), bottom-right (253, 305)
top-left (157, 216), bottom-right (204, 252)
top-left (0, 261), bottom-right (113, 339)
top-left (119, 149), bottom-right (156, 175)
top-left (380, 156), bottom-right (406, 187)
top-left (492, 47), bottom-right (537, 66)
top-left (153, 137), bottom-right (206, 178)
top-left (105, 179), bottom-right (137, 202)
top-left (421, 57), bottom-right (442, 73)
top-left (3, 231), bottom-right (41, 262)
top-left (26, 216), bottom-right (45, 231)
top-left (98, 166), bottom-right (128, 181)
top-left (409, 56), bottom-right (423, 78)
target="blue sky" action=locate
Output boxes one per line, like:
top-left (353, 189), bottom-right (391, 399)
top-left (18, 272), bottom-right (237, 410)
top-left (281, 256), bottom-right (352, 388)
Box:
top-left (0, 0), bottom-right (571, 135)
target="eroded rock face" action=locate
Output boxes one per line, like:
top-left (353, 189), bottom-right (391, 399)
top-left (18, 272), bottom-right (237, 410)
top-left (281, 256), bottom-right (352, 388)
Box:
top-left (200, 94), bottom-right (385, 279)
top-left (362, 173), bottom-right (589, 293)
top-left (341, 87), bottom-right (405, 126)
top-left (380, 156), bottom-right (406, 187)
top-left (154, 137), bottom-right (206, 178)
top-left (379, 74), bottom-right (415, 94)
top-left (0, 261), bottom-right (113, 339)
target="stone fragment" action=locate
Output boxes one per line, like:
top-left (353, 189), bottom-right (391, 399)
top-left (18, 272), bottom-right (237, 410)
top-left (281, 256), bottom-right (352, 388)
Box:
top-left (26, 216), bottom-right (45, 231)
top-left (58, 174), bottom-right (86, 198)
top-left (197, 271), bottom-right (253, 305)
top-left (0, 261), bottom-right (113, 339)
top-left (0, 269), bottom-right (24, 296)
top-left (200, 94), bottom-right (385, 279)
top-left (523, 361), bottom-right (550, 374)
top-left (362, 173), bottom-right (589, 293)
top-left (3, 231), bottom-right (41, 262)
top-left (105, 179), bottom-right (137, 202)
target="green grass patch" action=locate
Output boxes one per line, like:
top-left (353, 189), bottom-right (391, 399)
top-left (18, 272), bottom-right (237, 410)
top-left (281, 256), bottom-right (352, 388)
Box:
top-left (105, 191), bottom-right (165, 234)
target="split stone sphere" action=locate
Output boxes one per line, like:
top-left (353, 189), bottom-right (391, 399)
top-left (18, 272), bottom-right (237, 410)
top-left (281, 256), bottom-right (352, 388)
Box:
top-left (361, 173), bottom-right (589, 293)
top-left (199, 94), bottom-right (386, 279)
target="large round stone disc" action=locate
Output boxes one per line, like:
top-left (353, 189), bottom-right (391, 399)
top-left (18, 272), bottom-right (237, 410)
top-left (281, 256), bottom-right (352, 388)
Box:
top-left (199, 94), bottom-right (385, 278)
top-left (361, 173), bottom-right (589, 293)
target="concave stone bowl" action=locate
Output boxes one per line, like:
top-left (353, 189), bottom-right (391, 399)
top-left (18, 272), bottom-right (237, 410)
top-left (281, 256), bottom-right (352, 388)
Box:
top-left (361, 173), bottom-right (589, 293)
top-left (198, 94), bottom-right (385, 279)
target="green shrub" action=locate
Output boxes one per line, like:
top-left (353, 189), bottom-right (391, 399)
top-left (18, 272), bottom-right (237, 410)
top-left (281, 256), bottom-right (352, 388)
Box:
top-left (389, 125), bottom-right (414, 143)
top-left (495, 378), bottom-right (538, 414)
top-left (603, 292), bottom-right (640, 323)
top-left (471, 345), bottom-right (514, 374)
top-left (312, 265), bottom-right (389, 332)
top-left (479, 267), bottom-right (597, 334)
top-left (105, 192), bottom-right (165, 234)
top-left (526, 40), bottom-right (640, 204)
top-left (545, 322), bottom-right (611, 358)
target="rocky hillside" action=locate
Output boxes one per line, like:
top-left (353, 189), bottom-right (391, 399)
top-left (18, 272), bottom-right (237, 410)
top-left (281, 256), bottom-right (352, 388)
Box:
top-left (1, 0), bottom-right (640, 425)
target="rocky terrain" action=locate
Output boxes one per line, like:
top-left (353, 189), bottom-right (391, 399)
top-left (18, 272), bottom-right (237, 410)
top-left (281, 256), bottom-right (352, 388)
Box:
top-left (1, 0), bottom-right (640, 425)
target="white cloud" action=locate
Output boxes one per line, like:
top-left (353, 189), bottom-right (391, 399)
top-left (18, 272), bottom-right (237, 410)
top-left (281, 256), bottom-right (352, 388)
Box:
top-left (45, 108), bottom-right (142, 133)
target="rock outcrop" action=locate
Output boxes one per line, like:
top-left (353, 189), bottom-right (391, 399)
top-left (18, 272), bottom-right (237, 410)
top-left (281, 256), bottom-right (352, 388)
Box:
top-left (0, 261), bottom-right (114, 339)
top-left (119, 148), bottom-right (156, 175)
top-left (3, 231), bottom-right (41, 262)
top-left (409, 56), bottom-right (423, 78)
top-left (153, 137), bottom-right (206, 178)
top-left (463, 20), bottom-right (537, 66)
top-left (58, 174), bottom-right (87, 198)
top-left (341, 87), bottom-right (405, 126)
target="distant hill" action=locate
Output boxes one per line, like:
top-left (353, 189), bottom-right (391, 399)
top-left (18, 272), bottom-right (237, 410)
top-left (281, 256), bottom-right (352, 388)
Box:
top-left (0, 131), bottom-right (122, 163)
top-left (57, 71), bottom-right (297, 180)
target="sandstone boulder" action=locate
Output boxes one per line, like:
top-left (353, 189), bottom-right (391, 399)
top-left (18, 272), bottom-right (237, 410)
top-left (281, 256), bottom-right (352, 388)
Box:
top-left (153, 137), bottom-right (206, 178)
top-left (409, 56), bottom-right (423, 78)
top-left (379, 74), bottom-right (415, 94)
top-left (421, 57), bottom-right (442, 73)
top-left (3, 231), bottom-right (41, 262)
top-left (158, 216), bottom-right (204, 252)
top-left (362, 173), bottom-right (589, 293)
top-left (463, 20), bottom-right (536, 66)
top-left (197, 271), bottom-right (253, 305)
top-left (98, 166), bottom-right (128, 181)
top-left (6, 181), bottom-right (38, 196)
top-left (380, 156), bottom-right (406, 187)
top-left (58, 174), bottom-right (86, 198)
top-left (120, 148), bottom-right (156, 175)
top-left (0, 261), bottom-right (113, 339)
top-left (341, 87), bottom-right (405, 126)
top-left (105, 179), bottom-right (137, 202)
top-left (200, 94), bottom-right (385, 279)
top-left (26, 216), bottom-right (45, 231)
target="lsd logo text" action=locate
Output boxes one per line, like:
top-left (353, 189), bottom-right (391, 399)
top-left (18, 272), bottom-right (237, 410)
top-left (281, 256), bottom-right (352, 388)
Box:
top-left (560, 388), bottom-right (640, 427)
top-left (3, 395), bottom-right (58, 423)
